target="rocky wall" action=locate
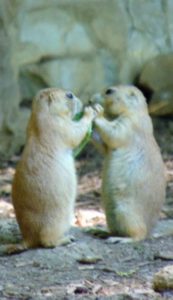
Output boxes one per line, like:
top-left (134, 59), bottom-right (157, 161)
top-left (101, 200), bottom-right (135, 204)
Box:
top-left (0, 0), bottom-right (173, 159)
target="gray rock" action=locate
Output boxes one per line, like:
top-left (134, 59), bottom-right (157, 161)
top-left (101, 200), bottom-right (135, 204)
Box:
top-left (139, 54), bottom-right (173, 92)
top-left (139, 54), bottom-right (173, 115)
top-left (153, 265), bottom-right (173, 292)
top-left (0, 0), bottom-right (29, 160)
top-left (148, 88), bottom-right (173, 115)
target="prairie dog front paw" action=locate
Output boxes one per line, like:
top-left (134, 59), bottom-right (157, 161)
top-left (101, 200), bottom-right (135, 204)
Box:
top-left (84, 106), bottom-right (95, 121)
top-left (94, 104), bottom-right (104, 118)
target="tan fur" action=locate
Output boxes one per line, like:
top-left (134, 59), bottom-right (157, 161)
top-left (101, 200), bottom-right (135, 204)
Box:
top-left (93, 85), bottom-right (166, 241)
top-left (11, 88), bottom-right (94, 252)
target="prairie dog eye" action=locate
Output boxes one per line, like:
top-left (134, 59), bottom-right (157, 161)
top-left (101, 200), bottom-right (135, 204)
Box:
top-left (66, 92), bottom-right (74, 100)
top-left (105, 88), bottom-right (115, 96)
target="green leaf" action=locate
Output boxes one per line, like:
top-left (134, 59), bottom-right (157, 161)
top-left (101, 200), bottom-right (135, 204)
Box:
top-left (73, 111), bottom-right (84, 121)
top-left (73, 111), bottom-right (92, 157)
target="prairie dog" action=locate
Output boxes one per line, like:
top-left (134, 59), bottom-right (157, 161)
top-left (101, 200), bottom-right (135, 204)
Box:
top-left (93, 85), bottom-right (166, 241)
top-left (11, 88), bottom-right (94, 251)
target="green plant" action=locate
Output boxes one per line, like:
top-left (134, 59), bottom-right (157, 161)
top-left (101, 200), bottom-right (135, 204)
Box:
top-left (73, 112), bottom-right (92, 157)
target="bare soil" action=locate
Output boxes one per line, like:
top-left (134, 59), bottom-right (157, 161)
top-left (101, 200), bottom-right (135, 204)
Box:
top-left (0, 117), bottom-right (173, 300)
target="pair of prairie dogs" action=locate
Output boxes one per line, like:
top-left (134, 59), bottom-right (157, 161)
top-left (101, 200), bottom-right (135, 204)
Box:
top-left (11, 85), bottom-right (165, 252)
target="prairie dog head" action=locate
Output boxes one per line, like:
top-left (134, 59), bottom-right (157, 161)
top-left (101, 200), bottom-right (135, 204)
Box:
top-left (103, 85), bottom-right (148, 117)
top-left (32, 88), bottom-right (82, 119)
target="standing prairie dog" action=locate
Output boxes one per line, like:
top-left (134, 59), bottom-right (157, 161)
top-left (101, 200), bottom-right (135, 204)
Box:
top-left (93, 85), bottom-right (166, 241)
top-left (10, 88), bottom-right (94, 252)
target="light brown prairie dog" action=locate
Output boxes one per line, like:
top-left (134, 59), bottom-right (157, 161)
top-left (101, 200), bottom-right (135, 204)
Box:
top-left (93, 85), bottom-right (166, 241)
top-left (11, 88), bottom-right (94, 252)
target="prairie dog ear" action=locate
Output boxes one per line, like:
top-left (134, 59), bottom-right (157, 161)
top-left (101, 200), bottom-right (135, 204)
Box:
top-left (48, 93), bottom-right (54, 105)
top-left (128, 90), bottom-right (139, 104)
top-left (127, 88), bottom-right (148, 112)
top-left (130, 88), bottom-right (147, 101)
top-left (129, 91), bottom-right (136, 97)
top-left (32, 93), bottom-right (43, 111)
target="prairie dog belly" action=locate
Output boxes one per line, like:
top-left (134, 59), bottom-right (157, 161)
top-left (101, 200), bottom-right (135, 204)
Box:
top-left (102, 146), bottom-right (143, 201)
top-left (13, 150), bottom-right (77, 217)
top-left (12, 150), bottom-right (77, 249)
top-left (102, 143), bottom-right (165, 236)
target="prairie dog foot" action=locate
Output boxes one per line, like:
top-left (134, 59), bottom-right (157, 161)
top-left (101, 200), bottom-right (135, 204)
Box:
top-left (57, 235), bottom-right (75, 246)
top-left (106, 237), bottom-right (136, 244)
top-left (0, 236), bottom-right (75, 256)
top-left (85, 228), bottom-right (139, 243)
top-left (0, 243), bottom-right (27, 256)
top-left (40, 234), bottom-right (74, 248)
top-left (85, 227), bottom-right (109, 239)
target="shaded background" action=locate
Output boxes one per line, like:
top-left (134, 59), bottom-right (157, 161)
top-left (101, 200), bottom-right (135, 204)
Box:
top-left (0, 0), bottom-right (173, 159)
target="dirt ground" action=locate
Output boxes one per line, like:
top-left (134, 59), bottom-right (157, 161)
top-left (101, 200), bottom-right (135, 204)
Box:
top-left (0, 117), bottom-right (173, 300)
